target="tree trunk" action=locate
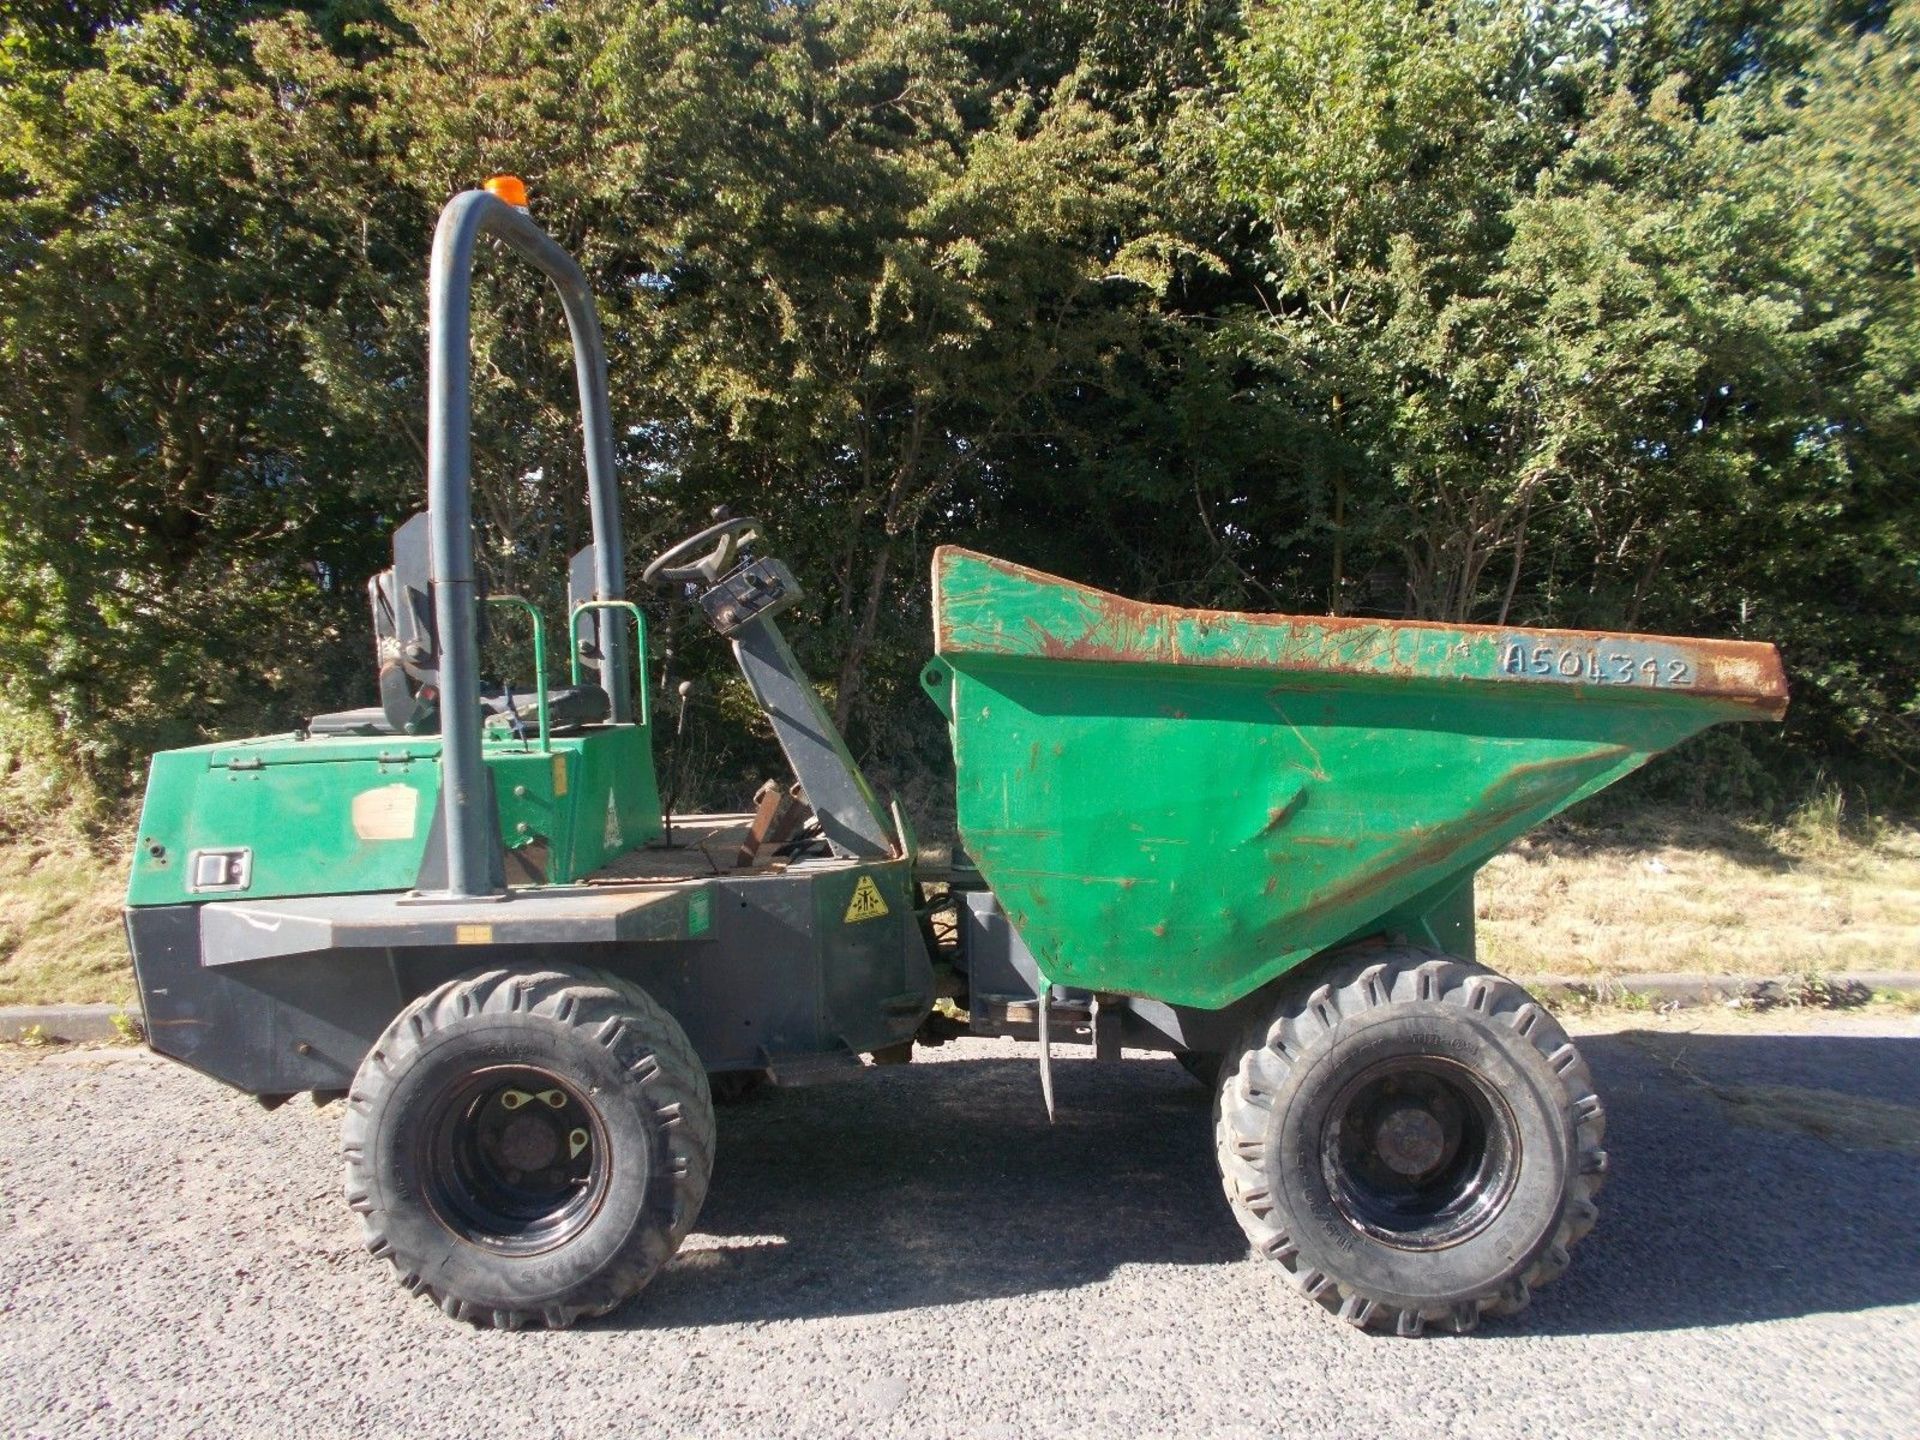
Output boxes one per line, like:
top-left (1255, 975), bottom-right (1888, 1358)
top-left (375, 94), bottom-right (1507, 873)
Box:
top-left (833, 535), bottom-right (895, 730)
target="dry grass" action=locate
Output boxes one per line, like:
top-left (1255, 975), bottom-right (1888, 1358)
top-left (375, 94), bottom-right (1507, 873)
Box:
top-left (1479, 803), bottom-right (1920, 980)
top-left (1, 791), bottom-right (1914, 1007)
top-left (0, 839), bottom-right (132, 1008)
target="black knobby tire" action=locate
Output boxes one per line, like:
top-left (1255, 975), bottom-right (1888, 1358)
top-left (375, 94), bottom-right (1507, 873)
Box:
top-left (1215, 947), bottom-right (1606, 1336)
top-left (341, 966), bottom-right (715, 1329)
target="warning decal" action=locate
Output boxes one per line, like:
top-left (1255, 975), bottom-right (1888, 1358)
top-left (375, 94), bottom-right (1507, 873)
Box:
top-left (351, 783), bottom-right (419, 842)
top-left (843, 875), bottom-right (890, 924)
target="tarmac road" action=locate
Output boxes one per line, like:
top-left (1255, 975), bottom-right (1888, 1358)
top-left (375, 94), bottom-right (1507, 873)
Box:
top-left (2, 1014), bottom-right (1917, 1440)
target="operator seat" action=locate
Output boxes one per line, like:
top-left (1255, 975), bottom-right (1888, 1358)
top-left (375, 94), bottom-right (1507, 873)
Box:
top-left (305, 513), bottom-right (611, 739)
top-left (305, 687), bottom-right (612, 739)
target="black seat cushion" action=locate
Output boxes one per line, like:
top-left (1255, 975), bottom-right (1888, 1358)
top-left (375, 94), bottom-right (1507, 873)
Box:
top-left (309, 685), bottom-right (611, 740)
top-left (306, 706), bottom-right (397, 738)
top-left (483, 684), bottom-right (611, 733)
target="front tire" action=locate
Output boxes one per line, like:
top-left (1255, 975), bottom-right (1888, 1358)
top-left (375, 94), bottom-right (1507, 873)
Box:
top-left (342, 966), bottom-right (715, 1328)
top-left (1215, 947), bottom-right (1605, 1335)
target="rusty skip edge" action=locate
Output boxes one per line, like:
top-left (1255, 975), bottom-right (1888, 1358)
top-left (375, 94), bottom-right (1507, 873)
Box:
top-left (932, 547), bottom-right (1789, 721)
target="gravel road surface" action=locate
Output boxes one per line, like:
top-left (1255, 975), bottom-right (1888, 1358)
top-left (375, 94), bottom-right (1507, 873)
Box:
top-left (3, 1014), bottom-right (1917, 1440)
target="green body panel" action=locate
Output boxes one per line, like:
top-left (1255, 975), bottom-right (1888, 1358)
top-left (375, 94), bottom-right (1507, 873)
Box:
top-left (492, 725), bottom-right (660, 882)
top-left (128, 725), bottom-right (661, 907)
top-left (929, 547), bottom-right (1788, 1011)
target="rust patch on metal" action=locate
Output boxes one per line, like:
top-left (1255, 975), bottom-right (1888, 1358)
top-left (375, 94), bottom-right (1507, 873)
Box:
top-left (1254, 786), bottom-right (1309, 840)
top-left (1260, 746), bottom-right (1633, 945)
top-left (934, 546), bottom-right (1789, 719)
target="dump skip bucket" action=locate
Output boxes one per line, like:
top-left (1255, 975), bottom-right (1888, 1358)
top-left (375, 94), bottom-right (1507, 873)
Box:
top-left (925, 547), bottom-right (1787, 1010)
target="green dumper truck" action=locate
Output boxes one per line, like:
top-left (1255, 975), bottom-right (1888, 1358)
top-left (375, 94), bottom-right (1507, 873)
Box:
top-left (125, 187), bottom-right (1788, 1335)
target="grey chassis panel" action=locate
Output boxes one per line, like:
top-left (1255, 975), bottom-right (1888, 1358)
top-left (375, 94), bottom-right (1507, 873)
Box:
top-left (956, 889), bottom-right (1251, 1055)
top-left (198, 885), bottom-right (697, 966)
top-left (129, 863), bottom-right (933, 1098)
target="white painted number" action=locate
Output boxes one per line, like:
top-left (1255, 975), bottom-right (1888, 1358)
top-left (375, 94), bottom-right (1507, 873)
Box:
top-left (1501, 644), bottom-right (1695, 688)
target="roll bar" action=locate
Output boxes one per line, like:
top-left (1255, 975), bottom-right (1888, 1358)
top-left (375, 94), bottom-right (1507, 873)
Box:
top-left (425, 189), bottom-right (628, 899)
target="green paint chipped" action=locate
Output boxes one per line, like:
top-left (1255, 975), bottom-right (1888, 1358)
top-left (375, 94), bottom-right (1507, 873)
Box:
top-left (929, 548), bottom-right (1788, 1010)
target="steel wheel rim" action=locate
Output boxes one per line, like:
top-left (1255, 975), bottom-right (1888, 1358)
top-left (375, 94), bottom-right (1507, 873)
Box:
top-left (1319, 1054), bottom-right (1520, 1251)
top-left (421, 1064), bottom-right (611, 1254)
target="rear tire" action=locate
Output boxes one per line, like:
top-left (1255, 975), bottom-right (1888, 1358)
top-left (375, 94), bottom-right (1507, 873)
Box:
top-left (342, 966), bottom-right (714, 1329)
top-left (1215, 947), bottom-right (1605, 1335)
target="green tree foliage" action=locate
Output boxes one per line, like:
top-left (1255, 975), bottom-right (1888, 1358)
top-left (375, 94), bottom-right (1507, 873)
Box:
top-left (1208, 0), bottom-right (1920, 797)
top-left (0, 4), bottom-right (425, 788)
top-left (0, 0), bottom-right (1914, 814)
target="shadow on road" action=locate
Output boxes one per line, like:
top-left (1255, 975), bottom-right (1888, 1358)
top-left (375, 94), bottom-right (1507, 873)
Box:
top-left (1525, 1029), bottom-right (1920, 1336)
top-left (601, 1030), bottom-right (1920, 1336)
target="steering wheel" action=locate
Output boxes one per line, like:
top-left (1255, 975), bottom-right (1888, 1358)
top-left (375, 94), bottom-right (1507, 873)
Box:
top-left (641, 516), bottom-right (761, 587)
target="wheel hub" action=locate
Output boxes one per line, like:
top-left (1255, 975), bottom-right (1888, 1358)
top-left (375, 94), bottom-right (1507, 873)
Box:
top-left (497, 1113), bottom-right (562, 1172)
top-left (1374, 1104), bottom-right (1448, 1177)
top-left (420, 1065), bottom-right (608, 1255)
top-left (1321, 1055), bottom-right (1521, 1251)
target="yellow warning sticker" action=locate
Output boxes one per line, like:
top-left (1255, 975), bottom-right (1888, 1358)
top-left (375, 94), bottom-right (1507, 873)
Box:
top-left (454, 924), bottom-right (494, 945)
top-left (843, 875), bottom-right (890, 924)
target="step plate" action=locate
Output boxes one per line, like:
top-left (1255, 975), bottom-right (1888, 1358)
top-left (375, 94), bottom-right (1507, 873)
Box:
top-left (199, 885), bottom-right (706, 966)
